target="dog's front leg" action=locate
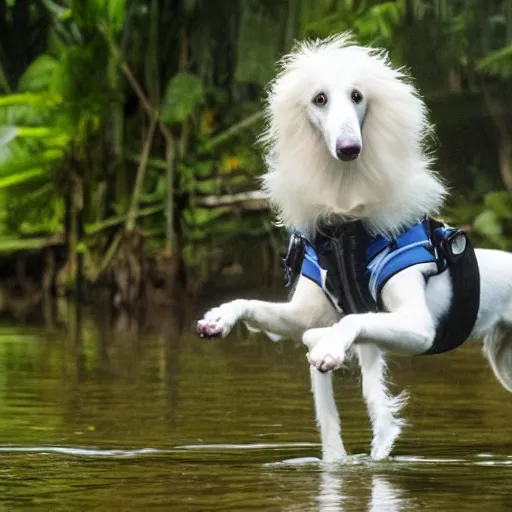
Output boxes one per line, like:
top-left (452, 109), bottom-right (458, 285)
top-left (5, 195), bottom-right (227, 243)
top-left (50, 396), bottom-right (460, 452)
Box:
top-left (197, 276), bottom-right (339, 339)
top-left (305, 268), bottom-right (436, 371)
top-left (310, 366), bottom-right (347, 462)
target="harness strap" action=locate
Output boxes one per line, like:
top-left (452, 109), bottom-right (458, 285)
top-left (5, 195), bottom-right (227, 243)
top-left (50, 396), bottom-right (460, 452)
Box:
top-left (422, 226), bottom-right (480, 355)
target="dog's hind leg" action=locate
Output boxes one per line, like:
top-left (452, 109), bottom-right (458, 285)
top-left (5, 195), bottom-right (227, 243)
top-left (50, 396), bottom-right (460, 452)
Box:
top-left (310, 366), bottom-right (346, 462)
top-left (483, 321), bottom-right (512, 393)
top-left (354, 344), bottom-right (407, 460)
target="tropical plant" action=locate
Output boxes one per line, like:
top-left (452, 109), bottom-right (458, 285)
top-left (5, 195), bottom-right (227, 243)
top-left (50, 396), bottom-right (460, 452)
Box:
top-left (0, 0), bottom-right (510, 305)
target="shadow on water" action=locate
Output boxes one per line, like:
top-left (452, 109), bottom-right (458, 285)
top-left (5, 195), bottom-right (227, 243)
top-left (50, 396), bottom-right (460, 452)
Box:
top-left (0, 292), bottom-right (511, 510)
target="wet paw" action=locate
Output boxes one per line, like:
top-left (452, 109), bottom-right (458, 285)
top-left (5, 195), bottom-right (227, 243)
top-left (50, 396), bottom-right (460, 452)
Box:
top-left (196, 302), bottom-right (244, 338)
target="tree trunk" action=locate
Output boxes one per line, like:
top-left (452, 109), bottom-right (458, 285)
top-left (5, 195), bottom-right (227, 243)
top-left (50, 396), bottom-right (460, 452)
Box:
top-left (484, 88), bottom-right (512, 195)
top-left (66, 166), bottom-right (84, 295)
top-left (284, 0), bottom-right (299, 50)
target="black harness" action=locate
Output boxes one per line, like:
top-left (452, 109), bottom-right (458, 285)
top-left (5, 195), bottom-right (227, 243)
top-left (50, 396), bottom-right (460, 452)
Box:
top-left (283, 217), bottom-right (480, 355)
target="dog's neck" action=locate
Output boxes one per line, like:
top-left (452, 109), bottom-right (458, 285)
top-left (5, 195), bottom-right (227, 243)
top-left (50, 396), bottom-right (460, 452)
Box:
top-left (318, 177), bottom-right (444, 240)
top-left (263, 156), bottom-right (446, 241)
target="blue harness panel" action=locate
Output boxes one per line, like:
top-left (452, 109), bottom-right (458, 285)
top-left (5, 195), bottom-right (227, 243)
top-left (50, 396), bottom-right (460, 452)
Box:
top-left (301, 219), bottom-right (457, 309)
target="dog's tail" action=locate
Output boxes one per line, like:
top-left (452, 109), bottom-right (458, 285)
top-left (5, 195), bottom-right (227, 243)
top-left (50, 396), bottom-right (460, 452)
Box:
top-left (483, 322), bottom-right (512, 393)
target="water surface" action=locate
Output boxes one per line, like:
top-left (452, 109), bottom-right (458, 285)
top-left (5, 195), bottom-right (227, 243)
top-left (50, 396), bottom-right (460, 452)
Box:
top-left (0, 297), bottom-right (511, 510)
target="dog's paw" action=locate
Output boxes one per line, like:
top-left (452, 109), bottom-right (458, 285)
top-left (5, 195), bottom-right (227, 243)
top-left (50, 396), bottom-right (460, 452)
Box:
top-left (305, 327), bottom-right (349, 372)
top-left (307, 345), bottom-right (344, 372)
top-left (196, 301), bottom-right (245, 338)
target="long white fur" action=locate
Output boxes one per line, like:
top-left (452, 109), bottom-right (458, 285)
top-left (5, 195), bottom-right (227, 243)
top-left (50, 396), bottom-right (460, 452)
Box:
top-left (259, 33), bottom-right (446, 238)
top-left (197, 33), bottom-right (512, 461)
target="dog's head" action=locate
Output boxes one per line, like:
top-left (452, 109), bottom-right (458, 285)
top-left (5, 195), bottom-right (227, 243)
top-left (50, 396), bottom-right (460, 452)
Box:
top-left (267, 33), bottom-right (420, 164)
top-left (260, 33), bottom-right (445, 236)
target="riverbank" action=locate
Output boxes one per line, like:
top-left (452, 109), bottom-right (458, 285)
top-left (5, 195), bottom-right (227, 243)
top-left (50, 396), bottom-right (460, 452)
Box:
top-left (0, 226), bottom-right (285, 319)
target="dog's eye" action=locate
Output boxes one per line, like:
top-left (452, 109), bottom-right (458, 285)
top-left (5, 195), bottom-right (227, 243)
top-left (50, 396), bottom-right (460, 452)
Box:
top-left (351, 89), bottom-right (363, 104)
top-left (313, 93), bottom-right (328, 106)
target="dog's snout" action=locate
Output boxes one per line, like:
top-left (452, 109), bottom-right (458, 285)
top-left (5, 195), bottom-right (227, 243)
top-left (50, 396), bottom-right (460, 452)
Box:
top-left (335, 142), bottom-right (361, 161)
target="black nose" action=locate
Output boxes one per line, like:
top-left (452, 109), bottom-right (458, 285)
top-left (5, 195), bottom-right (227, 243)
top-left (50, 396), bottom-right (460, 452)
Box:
top-left (336, 144), bottom-right (361, 161)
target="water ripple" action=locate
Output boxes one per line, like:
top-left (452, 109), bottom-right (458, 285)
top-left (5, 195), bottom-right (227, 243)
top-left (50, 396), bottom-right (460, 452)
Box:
top-left (0, 446), bottom-right (162, 457)
top-left (0, 444), bottom-right (510, 468)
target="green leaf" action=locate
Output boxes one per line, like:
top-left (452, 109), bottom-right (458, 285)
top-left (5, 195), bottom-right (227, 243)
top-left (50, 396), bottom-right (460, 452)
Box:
top-left (0, 126), bottom-right (57, 146)
top-left (476, 43), bottom-right (512, 75)
top-left (0, 168), bottom-right (46, 189)
top-left (76, 241), bottom-right (88, 254)
top-left (18, 55), bottom-right (59, 92)
top-left (43, 0), bottom-right (69, 18)
top-left (195, 161), bottom-right (215, 178)
top-left (0, 92), bottom-right (62, 108)
top-left (107, 0), bottom-right (127, 30)
top-left (483, 191), bottom-right (512, 220)
top-left (474, 209), bottom-right (503, 243)
top-left (183, 206), bottom-right (230, 228)
top-left (160, 73), bottom-right (205, 124)
top-left (0, 148), bottom-right (63, 176)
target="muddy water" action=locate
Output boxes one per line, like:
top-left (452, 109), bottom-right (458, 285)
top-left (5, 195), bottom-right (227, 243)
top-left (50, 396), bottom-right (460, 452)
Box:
top-left (0, 297), bottom-right (511, 511)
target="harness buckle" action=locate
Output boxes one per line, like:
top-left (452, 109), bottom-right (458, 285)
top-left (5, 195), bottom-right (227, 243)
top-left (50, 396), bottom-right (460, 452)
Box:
top-left (434, 228), bottom-right (468, 266)
top-left (444, 230), bottom-right (468, 262)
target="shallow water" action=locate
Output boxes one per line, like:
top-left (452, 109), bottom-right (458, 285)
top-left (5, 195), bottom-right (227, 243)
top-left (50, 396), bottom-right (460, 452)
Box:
top-left (0, 297), bottom-right (511, 511)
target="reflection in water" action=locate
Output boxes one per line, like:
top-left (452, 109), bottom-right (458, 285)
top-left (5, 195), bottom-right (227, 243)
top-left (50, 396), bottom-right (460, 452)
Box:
top-left (317, 468), bottom-right (345, 511)
top-left (368, 475), bottom-right (407, 512)
top-left (316, 468), bottom-right (407, 512)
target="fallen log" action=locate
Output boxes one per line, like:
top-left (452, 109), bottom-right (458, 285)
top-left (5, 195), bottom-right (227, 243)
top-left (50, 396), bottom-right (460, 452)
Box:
top-left (195, 190), bottom-right (269, 211)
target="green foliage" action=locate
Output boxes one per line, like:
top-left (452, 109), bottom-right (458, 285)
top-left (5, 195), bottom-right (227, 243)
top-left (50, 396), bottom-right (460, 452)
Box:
top-left (0, 0), bottom-right (119, 249)
top-left (448, 191), bottom-right (512, 251)
top-left (409, 0), bottom-right (512, 82)
top-left (18, 55), bottom-right (60, 93)
top-left (477, 43), bottom-right (512, 77)
top-left (484, 191), bottom-right (512, 220)
top-left (161, 73), bottom-right (205, 124)
top-left (355, 2), bottom-right (404, 47)
top-left (67, 0), bottom-right (127, 35)
top-left (302, 0), bottom-right (403, 52)
top-left (0, 92), bottom-right (68, 209)
top-left (474, 191), bottom-right (512, 250)
top-left (0, 0), bottom-right (511, 288)
top-left (234, 3), bottom-right (280, 86)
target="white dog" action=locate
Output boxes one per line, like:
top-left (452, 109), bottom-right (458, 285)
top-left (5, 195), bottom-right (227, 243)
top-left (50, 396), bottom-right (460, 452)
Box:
top-left (196, 33), bottom-right (512, 462)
